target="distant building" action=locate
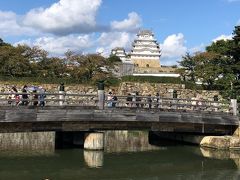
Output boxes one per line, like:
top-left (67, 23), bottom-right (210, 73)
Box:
top-left (111, 30), bottom-right (179, 77)
top-left (111, 47), bottom-right (132, 64)
top-left (111, 47), bottom-right (134, 76)
top-left (130, 30), bottom-right (161, 68)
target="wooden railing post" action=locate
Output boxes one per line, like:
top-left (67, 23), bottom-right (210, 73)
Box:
top-left (231, 99), bottom-right (238, 116)
top-left (98, 81), bottom-right (105, 110)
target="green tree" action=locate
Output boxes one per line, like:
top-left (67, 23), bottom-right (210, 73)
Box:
top-left (0, 38), bottom-right (10, 46)
top-left (178, 53), bottom-right (197, 82)
top-left (194, 52), bottom-right (222, 89)
top-left (0, 45), bottom-right (32, 77)
top-left (36, 57), bottom-right (65, 78)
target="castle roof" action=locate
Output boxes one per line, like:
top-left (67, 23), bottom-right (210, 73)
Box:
top-left (112, 47), bottom-right (125, 51)
top-left (137, 30), bottom-right (154, 36)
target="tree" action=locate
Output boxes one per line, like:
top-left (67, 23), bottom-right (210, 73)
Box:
top-left (194, 52), bottom-right (222, 89)
top-left (179, 26), bottom-right (240, 99)
top-left (0, 38), bottom-right (10, 46)
top-left (0, 45), bottom-right (32, 77)
top-left (36, 57), bottom-right (65, 78)
top-left (178, 53), bottom-right (197, 82)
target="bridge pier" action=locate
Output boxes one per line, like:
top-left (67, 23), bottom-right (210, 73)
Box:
top-left (84, 132), bottom-right (104, 150)
top-left (0, 132), bottom-right (55, 152)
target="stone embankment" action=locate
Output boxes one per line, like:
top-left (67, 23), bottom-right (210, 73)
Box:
top-left (200, 136), bottom-right (240, 150)
top-left (199, 127), bottom-right (240, 150)
top-left (0, 81), bottom-right (221, 101)
top-left (154, 128), bottom-right (240, 150)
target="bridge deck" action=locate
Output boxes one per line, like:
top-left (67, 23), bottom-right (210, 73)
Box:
top-left (0, 106), bottom-right (238, 134)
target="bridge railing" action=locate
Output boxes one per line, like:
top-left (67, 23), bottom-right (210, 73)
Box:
top-left (0, 92), bottom-right (98, 107)
top-left (105, 95), bottom-right (232, 113)
top-left (0, 92), bottom-right (236, 114)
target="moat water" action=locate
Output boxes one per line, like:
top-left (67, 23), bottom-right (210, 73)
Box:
top-left (0, 131), bottom-right (239, 180)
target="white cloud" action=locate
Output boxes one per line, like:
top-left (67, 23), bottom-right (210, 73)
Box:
top-left (14, 32), bottom-right (135, 57)
top-left (160, 33), bottom-right (187, 65)
top-left (0, 10), bottom-right (36, 36)
top-left (189, 43), bottom-right (205, 53)
top-left (23, 0), bottom-right (102, 35)
top-left (212, 34), bottom-right (232, 42)
top-left (96, 32), bottom-right (134, 56)
top-left (161, 33), bottom-right (187, 58)
top-left (111, 12), bottom-right (142, 32)
top-left (15, 35), bottom-right (93, 55)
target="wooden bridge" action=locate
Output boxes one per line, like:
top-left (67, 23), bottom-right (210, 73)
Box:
top-left (0, 92), bottom-right (238, 135)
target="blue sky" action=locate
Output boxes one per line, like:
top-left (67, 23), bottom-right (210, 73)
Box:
top-left (0, 0), bottom-right (239, 65)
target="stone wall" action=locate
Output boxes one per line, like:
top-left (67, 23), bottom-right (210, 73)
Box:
top-left (0, 81), bottom-right (221, 101)
top-left (117, 82), bottom-right (220, 101)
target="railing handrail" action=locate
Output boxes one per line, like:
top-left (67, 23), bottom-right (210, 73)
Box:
top-left (0, 92), bottom-right (235, 114)
top-left (0, 92), bottom-right (97, 96)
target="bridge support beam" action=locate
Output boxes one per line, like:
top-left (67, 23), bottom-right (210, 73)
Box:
top-left (84, 132), bottom-right (104, 150)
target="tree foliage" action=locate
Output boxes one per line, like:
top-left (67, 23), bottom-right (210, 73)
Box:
top-left (0, 39), bottom-right (120, 85)
top-left (178, 25), bottom-right (240, 98)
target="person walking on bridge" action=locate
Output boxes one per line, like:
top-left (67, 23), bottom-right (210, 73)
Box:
top-left (21, 85), bottom-right (29, 106)
top-left (136, 91), bottom-right (141, 108)
top-left (155, 92), bottom-right (160, 109)
top-left (39, 87), bottom-right (46, 107)
top-left (147, 94), bottom-right (152, 109)
top-left (107, 92), bottom-right (113, 108)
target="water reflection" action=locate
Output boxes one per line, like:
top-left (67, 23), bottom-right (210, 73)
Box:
top-left (0, 149), bottom-right (55, 157)
top-left (199, 147), bottom-right (240, 169)
top-left (200, 147), bottom-right (231, 160)
top-left (84, 150), bottom-right (103, 168)
top-left (0, 146), bottom-right (239, 179)
top-left (0, 130), bottom-right (240, 179)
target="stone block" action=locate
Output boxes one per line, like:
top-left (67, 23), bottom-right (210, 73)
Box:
top-left (230, 136), bottom-right (240, 149)
top-left (200, 136), bottom-right (231, 149)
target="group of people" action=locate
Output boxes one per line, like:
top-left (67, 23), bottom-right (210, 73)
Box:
top-left (107, 91), bottom-right (118, 107)
top-left (8, 85), bottom-right (46, 107)
top-left (107, 91), bottom-right (161, 109)
top-left (126, 92), bottom-right (161, 109)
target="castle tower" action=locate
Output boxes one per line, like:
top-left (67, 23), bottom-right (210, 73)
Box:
top-left (130, 30), bottom-right (161, 68)
top-left (111, 47), bottom-right (132, 64)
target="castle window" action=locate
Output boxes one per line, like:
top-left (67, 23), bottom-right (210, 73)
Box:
top-left (146, 64), bottom-right (149, 67)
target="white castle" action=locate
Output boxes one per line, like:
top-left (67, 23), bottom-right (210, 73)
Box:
top-left (111, 30), bottom-right (178, 77)
top-left (111, 30), bottom-right (161, 67)
top-left (130, 30), bottom-right (161, 68)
